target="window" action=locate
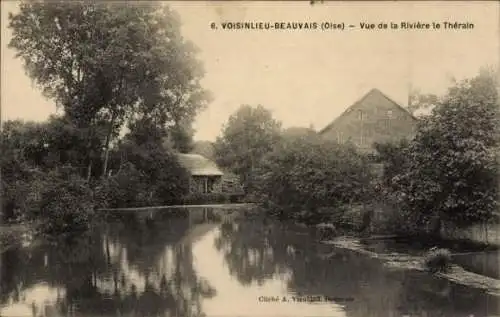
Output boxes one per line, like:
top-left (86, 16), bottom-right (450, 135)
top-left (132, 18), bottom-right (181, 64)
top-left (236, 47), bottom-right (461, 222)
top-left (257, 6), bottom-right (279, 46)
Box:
top-left (387, 110), bottom-right (393, 119)
top-left (358, 110), bottom-right (364, 121)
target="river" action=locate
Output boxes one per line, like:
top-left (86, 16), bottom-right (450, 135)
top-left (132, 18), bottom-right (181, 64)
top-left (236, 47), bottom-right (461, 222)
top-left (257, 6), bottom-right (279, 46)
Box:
top-left (0, 206), bottom-right (498, 317)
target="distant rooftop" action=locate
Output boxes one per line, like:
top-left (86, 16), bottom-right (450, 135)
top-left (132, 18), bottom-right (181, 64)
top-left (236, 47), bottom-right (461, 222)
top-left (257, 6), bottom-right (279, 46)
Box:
top-left (176, 153), bottom-right (224, 176)
top-left (319, 88), bottom-right (417, 134)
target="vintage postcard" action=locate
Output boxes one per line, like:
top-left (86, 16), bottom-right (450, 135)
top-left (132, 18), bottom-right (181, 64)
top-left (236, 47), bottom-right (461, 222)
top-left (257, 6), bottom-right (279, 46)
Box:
top-left (1, 1), bottom-right (499, 317)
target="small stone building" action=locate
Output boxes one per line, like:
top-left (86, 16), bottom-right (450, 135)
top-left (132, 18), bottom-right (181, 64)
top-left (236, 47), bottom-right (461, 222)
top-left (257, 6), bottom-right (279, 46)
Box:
top-left (319, 88), bottom-right (418, 154)
top-left (176, 153), bottom-right (224, 194)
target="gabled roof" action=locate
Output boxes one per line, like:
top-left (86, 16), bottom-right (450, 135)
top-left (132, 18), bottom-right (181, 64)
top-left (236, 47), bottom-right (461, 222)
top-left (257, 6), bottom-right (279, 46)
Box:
top-left (319, 88), bottom-right (418, 134)
top-left (176, 153), bottom-right (224, 176)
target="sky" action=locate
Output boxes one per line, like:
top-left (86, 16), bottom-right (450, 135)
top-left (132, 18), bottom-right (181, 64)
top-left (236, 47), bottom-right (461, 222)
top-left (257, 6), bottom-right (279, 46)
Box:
top-left (1, 1), bottom-right (499, 142)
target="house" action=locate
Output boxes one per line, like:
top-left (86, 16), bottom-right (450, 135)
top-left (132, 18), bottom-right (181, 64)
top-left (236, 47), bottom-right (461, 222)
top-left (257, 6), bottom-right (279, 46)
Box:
top-left (176, 153), bottom-right (224, 194)
top-left (319, 88), bottom-right (418, 154)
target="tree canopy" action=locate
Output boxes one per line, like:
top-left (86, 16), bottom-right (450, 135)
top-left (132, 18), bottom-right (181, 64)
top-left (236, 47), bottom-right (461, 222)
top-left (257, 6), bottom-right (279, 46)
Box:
top-left (8, 1), bottom-right (210, 178)
top-left (254, 135), bottom-right (373, 221)
top-left (214, 104), bottom-right (282, 191)
top-left (391, 68), bottom-right (499, 231)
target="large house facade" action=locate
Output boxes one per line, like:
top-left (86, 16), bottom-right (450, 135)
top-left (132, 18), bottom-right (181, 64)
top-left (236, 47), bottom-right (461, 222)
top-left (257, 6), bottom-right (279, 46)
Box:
top-left (319, 88), bottom-right (418, 153)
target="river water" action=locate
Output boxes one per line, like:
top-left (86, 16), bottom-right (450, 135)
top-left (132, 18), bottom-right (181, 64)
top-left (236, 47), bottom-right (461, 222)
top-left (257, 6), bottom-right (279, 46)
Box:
top-left (1, 206), bottom-right (499, 317)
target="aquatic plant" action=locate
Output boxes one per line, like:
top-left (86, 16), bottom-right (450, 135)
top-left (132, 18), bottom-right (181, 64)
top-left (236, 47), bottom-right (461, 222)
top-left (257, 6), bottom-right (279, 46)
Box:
top-left (424, 247), bottom-right (452, 273)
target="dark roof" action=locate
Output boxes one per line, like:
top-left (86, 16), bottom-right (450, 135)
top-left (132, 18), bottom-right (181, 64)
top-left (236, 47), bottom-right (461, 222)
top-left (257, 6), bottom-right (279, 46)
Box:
top-left (319, 88), bottom-right (418, 134)
top-left (176, 153), bottom-right (224, 176)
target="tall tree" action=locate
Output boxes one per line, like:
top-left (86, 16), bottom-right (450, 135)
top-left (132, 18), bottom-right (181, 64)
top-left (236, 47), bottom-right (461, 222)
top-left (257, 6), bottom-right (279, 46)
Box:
top-left (164, 118), bottom-right (196, 153)
top-left (214, 105), bottom-right (282, 191)
top-left (392, 68), bottom-right (499, 234)
top-left (8, 1), bottom-right (209, 179)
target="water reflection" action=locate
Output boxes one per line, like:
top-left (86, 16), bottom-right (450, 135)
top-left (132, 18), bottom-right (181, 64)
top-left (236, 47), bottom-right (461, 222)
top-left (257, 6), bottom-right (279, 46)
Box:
top-left (1, 208), bottom-right (217, 317)
top-left (0, 207), bottom-right (498, 317)
top-left (213, 217), bottom-right (500, 317)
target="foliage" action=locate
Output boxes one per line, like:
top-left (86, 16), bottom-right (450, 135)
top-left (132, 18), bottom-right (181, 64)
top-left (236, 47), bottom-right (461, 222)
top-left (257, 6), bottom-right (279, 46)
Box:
top-left (0, 118), bottom-right (96, 221)
top-left (95, 119), bottom-right (190, 208)
top-left (220, 172), bottom-right (245, 195)
top-left (254, 134), bottom-right (374, 222)
top-left (1, 121), bottom-right (45, 221)
top-left (124, 120), bottom-right (190, 203)
top-left (214, 105), bottom-right (282, 192)
top-left (407, 88), bottom-right (439, 117)
top-left (373, 139), bottom-right (411, 188)
top-left (180, 193), bottom-right (233, 205)
top-left (424, 248), bottom-right (452, 273)
top-left (192, 140), bottom-right (216, 160)
top-left (1, 120), bottom-right (47, 167)
top-left (3, 2), bottom-right (209, 238)
top-left (390, 69), bottom-right (499, 233)
top-left (8, 1), bottom-right (209, 179)
top-left (281, 126), bottom-right (317, 140)
top-left (38, 172), bottom-right (94, 238)
top-left (165, 119), bottom-right (196, 154)
top-left (94, 163), bottom-right (152, 208)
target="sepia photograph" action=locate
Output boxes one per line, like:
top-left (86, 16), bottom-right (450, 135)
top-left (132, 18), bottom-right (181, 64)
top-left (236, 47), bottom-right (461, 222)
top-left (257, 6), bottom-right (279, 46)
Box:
top-left (0, 1), bottom-right (499, 316)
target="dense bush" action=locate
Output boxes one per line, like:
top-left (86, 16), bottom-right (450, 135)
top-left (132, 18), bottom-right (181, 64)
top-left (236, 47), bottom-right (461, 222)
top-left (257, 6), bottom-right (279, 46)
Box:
top-left (115, 120), bottom-right (191, 207)
top-left (373, 139), bottom-right (411, 188)
top-left (94, 163), bottom-right (152, 208)
top-left (389, 70), bottom-right (499, 235)
top-left (180, 193), bottom-right (232, 205)
top-left (424, 248), bottom-right (452, 273)
top-left (38, 173), bottom-right (94, 238)
top-left (1, 159), bottom-right (51, 222)
top-left (253, 134), bottom-right (374, 223)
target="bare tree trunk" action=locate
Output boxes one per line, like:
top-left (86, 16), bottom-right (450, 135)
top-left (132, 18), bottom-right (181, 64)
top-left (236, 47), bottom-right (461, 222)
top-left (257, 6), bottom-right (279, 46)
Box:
top-left (102, 115), bottom-right (117, 178)
top-left (102, 149), bottom-right (110, 178)
top-left (85, 119), bottom-right (95, 182)
top-left (86, 159), bottom-right (92, 182)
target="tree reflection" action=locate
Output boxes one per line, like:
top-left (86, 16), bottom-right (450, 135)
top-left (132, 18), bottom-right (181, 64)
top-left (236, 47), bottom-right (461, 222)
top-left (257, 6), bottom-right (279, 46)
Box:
top-left (214, 219), bottom-right (294, 285)
top-left (0, 209), bottom-right (217, 317)
top-left (213, 217), bottom-right (500, 317)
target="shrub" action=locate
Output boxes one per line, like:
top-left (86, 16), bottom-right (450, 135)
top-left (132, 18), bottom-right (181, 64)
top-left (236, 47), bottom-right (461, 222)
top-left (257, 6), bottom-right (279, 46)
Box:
top-left (373, 139), bottom-right (411, 188)
top-left (181, 192), bottom-right (231, 205)
top-left (253, 135), bottom-right (374, 222)
top-left (38, 174), bottom-right (94, 238)
top-left (382, 70), bottom-right (499, 235)
top-left (316, 222), bottom-right (338, 240)
top-left (96, 163), bottom-right (152, 208)
top-left (116, 131), bottom-right (190, 206)
top-left (424, 248), bottom-right (452, 273)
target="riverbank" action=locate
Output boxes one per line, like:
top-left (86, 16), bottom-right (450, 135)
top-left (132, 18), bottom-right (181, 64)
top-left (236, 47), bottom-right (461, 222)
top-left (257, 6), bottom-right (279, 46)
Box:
top-left (97, 203), bottom-right (256, 212)
top-left (322, 236), bottom-right (500, 297)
